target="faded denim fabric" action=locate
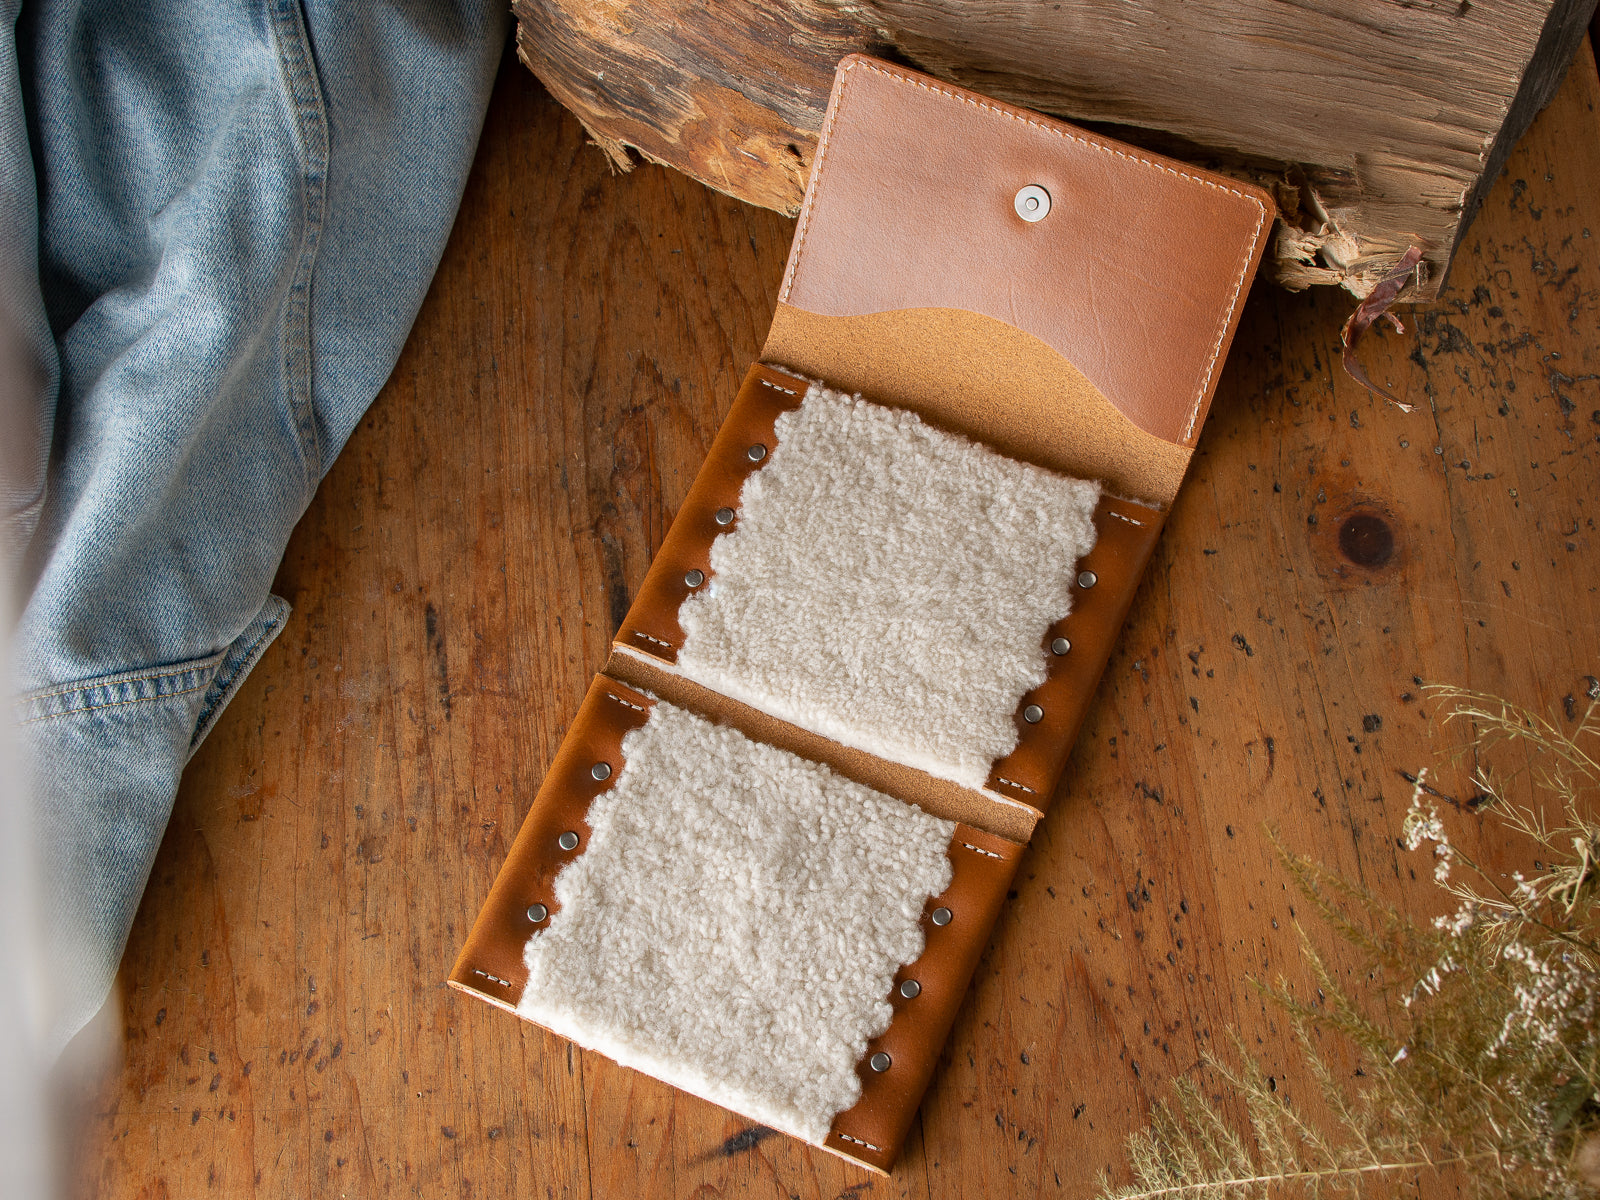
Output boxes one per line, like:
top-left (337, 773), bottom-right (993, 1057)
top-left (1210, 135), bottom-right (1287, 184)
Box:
top-left (4, 0), bottom-right (508, 1052)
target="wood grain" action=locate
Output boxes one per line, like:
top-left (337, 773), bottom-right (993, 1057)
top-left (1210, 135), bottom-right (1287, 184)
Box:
top-left (513, 0), bottom-right (1598, 300)
top-left (63, 39), bottom-right (1600, 1200)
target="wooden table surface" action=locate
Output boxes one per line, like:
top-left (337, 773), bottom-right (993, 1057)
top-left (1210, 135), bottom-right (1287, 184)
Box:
top-left (66, 39), bottom-right (1600, 1200)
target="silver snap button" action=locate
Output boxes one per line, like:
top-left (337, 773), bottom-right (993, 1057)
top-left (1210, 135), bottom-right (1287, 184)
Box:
top-left (899, 979), bottom-right (921, 999)
top-left (557, 831), bottom-right (579, 851)
top-left (1023, 704), bottom-right (1044, 724)
top-left (1052, 637), bottom-right (1071, 655)
top-left (591, 762), bottom-right (611, 781)
top-left (526, 903), bottom-right (548, 923)
top-left (930, 906), bottom-right (952, 926)
top-left (714, 507), bottom-right (735, 526)
top-left (684, 569), bottom-right (705, 587)
top-left (869, 1052), bottom-right (892, 1072)
top-left (1077, 570), bottom-right (1098, 589)
top-left (1015, 185), bottom-right (1051, 222)
top-left (746, 444), bottom-right (767, 462)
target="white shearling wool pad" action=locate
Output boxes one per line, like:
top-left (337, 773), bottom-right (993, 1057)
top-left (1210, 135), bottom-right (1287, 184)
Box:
top-left (675, 383), bottom-right (1101, 791)
top-left (517, 698), bottom-right (955, 1145)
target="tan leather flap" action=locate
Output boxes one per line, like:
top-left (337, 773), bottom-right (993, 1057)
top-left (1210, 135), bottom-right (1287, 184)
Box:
top-left (769, 54), bottom-right (1275, 458)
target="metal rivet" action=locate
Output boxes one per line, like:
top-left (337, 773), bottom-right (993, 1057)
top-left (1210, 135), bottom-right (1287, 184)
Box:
top-left (715, 507), bottom-right (735, 526)
top-left (1051, 637), bottom-right (1071, 656)
top-left (899, 979), bottom-right (921, 999)
top-left (1077, 570), bottom-right (1098, 589)
top-left (591, 762), bottom-right (611, 781)
top-left (526, 903), bottom-right (548, 923)
top-left (931, 907), bottom-right (952, 927)
top-left (869, 1052), bottom-right (892, 1072)
top-left (558, 831), bottom-right (579, 851)
top-left (684, 569), bottom-right (705, 587)
top-left (1024, 704), bottom-right (1044, 724)
top-left (746, 444), bottom-right (767, 462)
top-left (1014, 184), bottom-right (1051, 222)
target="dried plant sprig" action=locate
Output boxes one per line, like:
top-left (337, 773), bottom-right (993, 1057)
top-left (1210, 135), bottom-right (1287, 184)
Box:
top-left (1098, 687), bottom-right (1600, 1200)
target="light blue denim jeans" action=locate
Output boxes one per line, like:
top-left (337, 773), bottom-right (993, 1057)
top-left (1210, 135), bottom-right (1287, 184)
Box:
top-left (3, 0), bottom-right (508, 1054)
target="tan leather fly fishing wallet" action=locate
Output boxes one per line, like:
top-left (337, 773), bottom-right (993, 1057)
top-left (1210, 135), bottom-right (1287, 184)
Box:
top-left (450, 54), bottom-right (1275, 1172)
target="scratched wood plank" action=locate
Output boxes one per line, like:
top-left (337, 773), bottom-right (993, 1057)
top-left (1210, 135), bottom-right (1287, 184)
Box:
top-left (64, 40), bottom-right (1600, 1200)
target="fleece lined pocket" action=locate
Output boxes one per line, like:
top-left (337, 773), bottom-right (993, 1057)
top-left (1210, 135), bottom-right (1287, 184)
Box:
top-left (449, 677), bottom-right (1021, 1168)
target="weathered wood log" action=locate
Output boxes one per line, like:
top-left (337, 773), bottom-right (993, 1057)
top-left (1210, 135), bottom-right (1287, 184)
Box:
top-left (513, 0), bottom-right (1596, 299)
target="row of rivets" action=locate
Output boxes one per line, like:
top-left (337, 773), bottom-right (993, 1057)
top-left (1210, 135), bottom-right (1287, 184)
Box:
top-left (681, 446), bottom-right (766, 590)
top-left (1019, 568), bottom-right (1095, 731)
top-left (867, 915), bottom-right (942, 1075)
top-left (527, 761), bottom-right (614, 925)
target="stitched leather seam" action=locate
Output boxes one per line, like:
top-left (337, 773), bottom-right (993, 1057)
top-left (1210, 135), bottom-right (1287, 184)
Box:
top-left (835, 1131), bottom-right (883, 1152)
top-left (782, 57), bottom-right (1269, 448)
top-left (1106, 510), bottom-right (1145, 527)
top-left (779, 54), bottom-right (855, 304)
top-left (604, 691), bottom-right (649, 714)
top-left (758, 377), bottom-right (798, 396)
top-left (961, 841), bottom-right (1004, 860)
top-left (472, 968), bottom-right (514, 988)
top-left (995, 775), bottom-right (1035, 794)
top-left (631, 630), bottom-right (675, 651)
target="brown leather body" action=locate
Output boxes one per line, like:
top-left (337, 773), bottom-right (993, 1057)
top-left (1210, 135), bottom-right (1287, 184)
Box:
top-left (453, 54), bottom-right (1275, 1175)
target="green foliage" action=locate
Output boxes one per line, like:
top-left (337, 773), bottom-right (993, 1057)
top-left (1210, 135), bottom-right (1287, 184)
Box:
top-left (1098, 686), bottom-right (1600, 1200)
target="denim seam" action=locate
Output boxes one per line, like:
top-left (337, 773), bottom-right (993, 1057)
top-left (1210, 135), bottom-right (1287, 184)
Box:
top-left (189, 599), bottom-right (288, 751)
top-left (267, 0), bottom-right (330, 492)
top-left (16, 680), bottom-right (212, 727)
top-left (18, 661), bottom-right (217, 704)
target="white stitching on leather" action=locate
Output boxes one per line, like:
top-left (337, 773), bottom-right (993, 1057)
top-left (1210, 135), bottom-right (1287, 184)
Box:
top-left (1106, 510), bottom-right (1145, 527)
top-left (835, 1131), bottom-right (883, 1152)
top-left (782, 57), bottom-right (1269, 449)
top-left (995, 775), bottom-right (1036, 794)
top-left (758, 377), bottom-right (797, 396)
top-left (604, 692), bottom-right (648, 713)
top-left (631, 630), bottom-right (675, 651)
top-left (961, 841), bottom-right (1004, 859)
top-left (472, 968), bottom-right (514, 987)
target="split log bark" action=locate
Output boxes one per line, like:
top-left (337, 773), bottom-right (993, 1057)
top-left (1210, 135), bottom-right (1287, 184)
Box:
top-left (513, 0), bottom-right (1597, 299)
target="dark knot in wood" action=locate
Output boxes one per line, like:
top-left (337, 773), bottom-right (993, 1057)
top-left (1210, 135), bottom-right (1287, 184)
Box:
top-left (1337, 511), bottom-right (1395, 569)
